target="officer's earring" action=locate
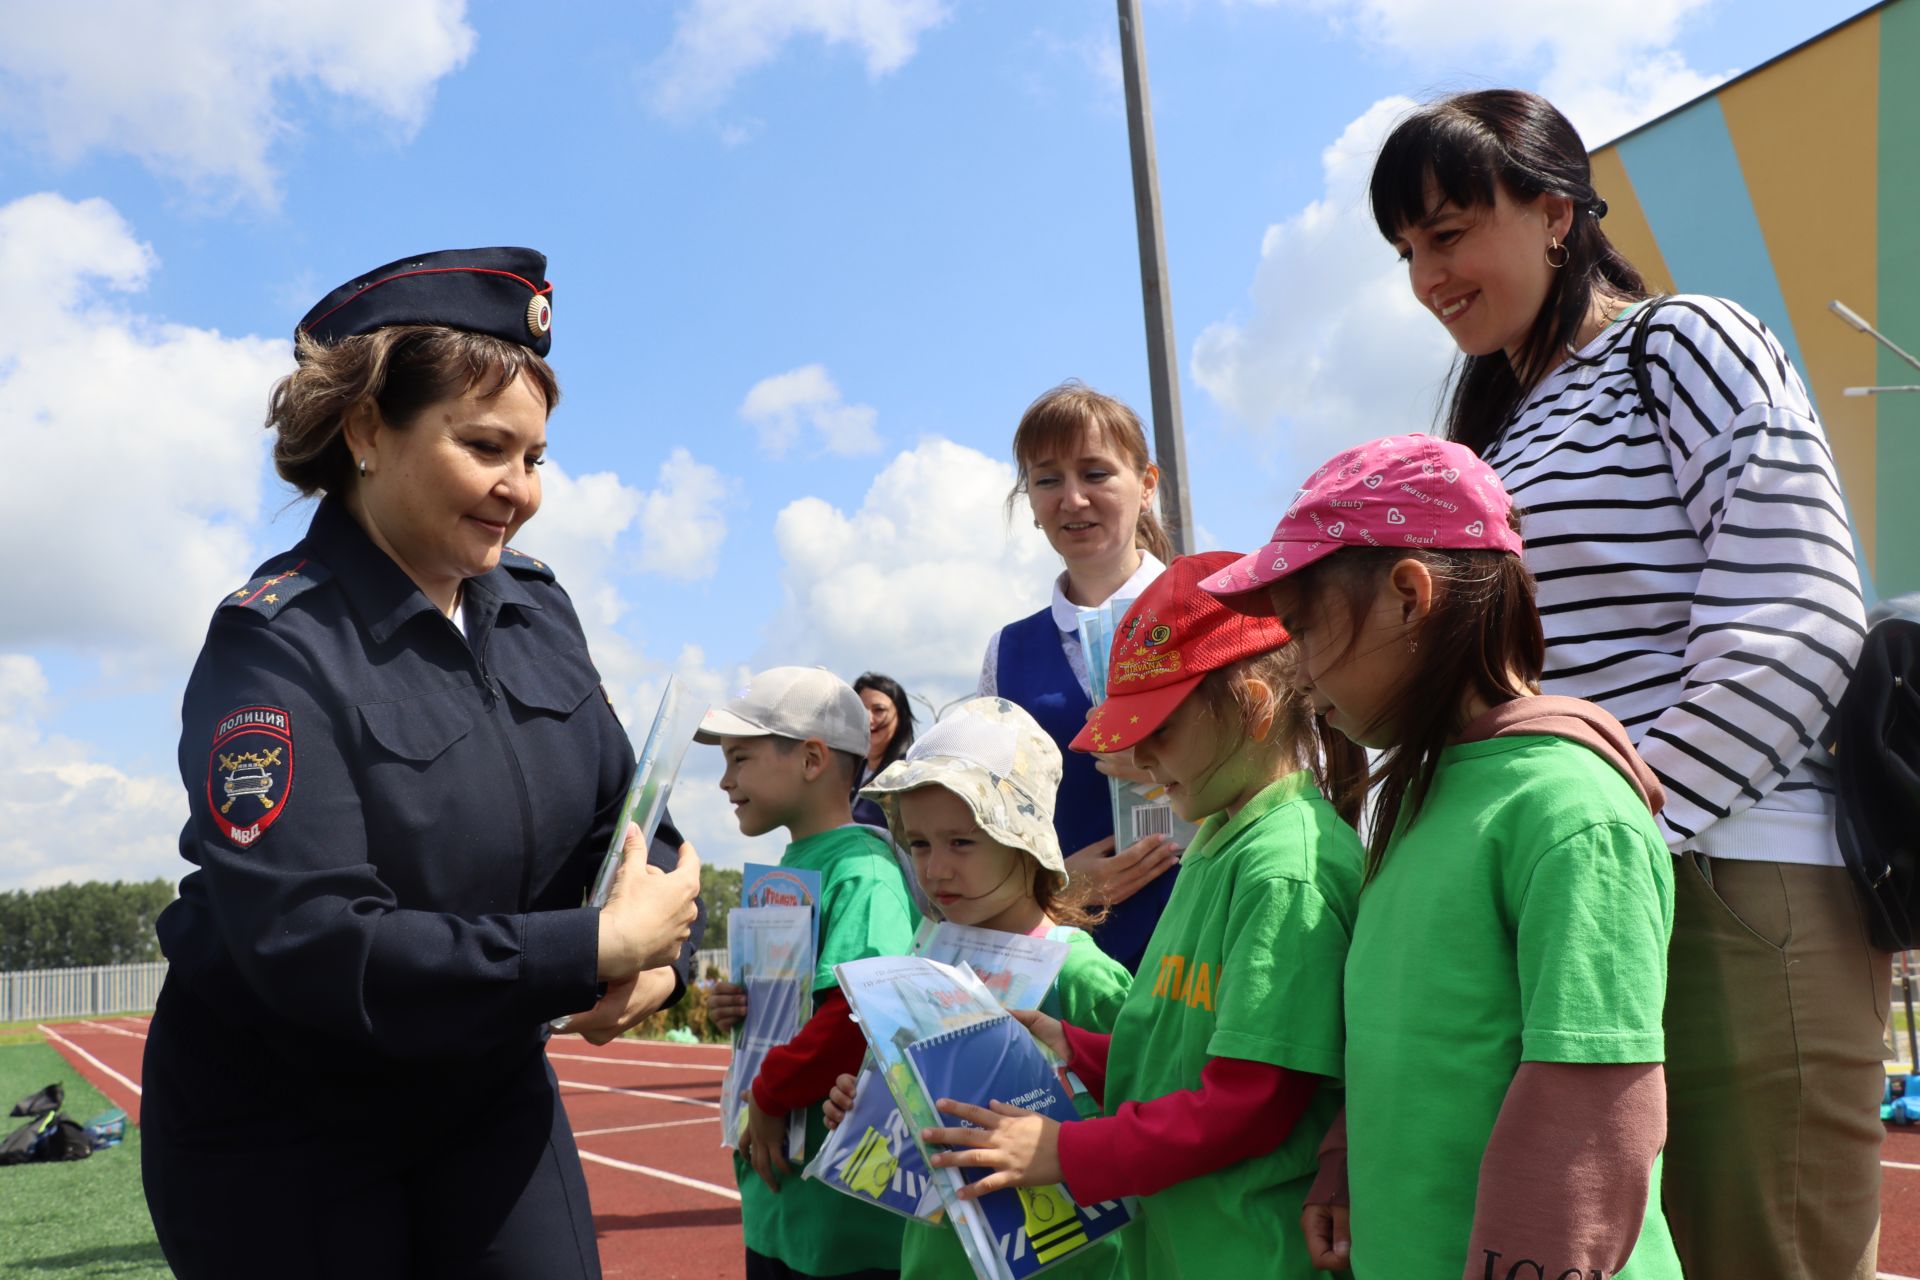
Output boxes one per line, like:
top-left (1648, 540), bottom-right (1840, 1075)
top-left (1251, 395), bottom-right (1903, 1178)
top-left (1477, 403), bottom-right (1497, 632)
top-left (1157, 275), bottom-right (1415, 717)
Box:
top-left (359, 457), bottom-right (369, 478)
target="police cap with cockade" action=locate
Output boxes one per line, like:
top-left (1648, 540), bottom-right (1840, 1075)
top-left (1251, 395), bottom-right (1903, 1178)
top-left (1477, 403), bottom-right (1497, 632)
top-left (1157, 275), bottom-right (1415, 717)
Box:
top-left (296, 246), bottom-right (554, 356)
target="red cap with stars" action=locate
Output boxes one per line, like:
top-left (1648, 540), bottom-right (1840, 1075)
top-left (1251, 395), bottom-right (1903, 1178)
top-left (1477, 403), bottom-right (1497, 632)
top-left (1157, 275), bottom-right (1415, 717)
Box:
top-left (1069, 551), bottom-right (1292, 756)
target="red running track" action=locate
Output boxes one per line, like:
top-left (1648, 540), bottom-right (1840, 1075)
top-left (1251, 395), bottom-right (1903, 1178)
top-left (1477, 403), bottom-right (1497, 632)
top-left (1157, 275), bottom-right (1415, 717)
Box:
top-left (40, 1017), bottom-right (1920, 1280)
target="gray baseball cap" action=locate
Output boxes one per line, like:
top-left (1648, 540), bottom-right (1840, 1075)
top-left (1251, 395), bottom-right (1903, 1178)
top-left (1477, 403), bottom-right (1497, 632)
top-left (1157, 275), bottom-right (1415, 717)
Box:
top-left (695, 666), bottom-right (869, 757)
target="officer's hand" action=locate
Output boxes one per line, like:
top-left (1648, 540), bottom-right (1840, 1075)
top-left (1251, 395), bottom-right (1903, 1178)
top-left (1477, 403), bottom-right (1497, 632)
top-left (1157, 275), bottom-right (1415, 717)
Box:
top-left (708, 981), bottom-right (748, 1032)
top-left (824, 1072), bottom-right (859, 1129)
top-left (565, 967), bottom-right (679, 1045)
top-left (743, 1097), bottom-right (792, 1192)
top-left (597, 828), bottom-right (702, 981)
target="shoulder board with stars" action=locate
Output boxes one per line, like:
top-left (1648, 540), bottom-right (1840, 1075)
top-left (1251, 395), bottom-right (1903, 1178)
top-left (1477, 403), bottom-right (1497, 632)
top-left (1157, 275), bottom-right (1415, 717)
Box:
top-left (217, 559), bottom-right (332, 621)
top-left (499, 546), bottom-right (555, 581)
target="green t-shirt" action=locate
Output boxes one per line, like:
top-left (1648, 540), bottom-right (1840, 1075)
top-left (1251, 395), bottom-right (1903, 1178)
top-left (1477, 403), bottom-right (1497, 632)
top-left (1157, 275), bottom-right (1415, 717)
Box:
top-left (1101, 771), bottom-right (1362, 1280)
top-left (900, 927), bottom-right (1136, 1280)
top-left (1343, 736), bottom-right (1680, 1278)
top-left (739, 823), bottom-right (919, 1274)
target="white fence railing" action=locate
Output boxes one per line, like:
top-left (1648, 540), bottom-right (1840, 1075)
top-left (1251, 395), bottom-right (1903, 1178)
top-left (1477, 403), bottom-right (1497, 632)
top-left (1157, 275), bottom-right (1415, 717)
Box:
top-left (2, 961), bottom-right (168, 1024)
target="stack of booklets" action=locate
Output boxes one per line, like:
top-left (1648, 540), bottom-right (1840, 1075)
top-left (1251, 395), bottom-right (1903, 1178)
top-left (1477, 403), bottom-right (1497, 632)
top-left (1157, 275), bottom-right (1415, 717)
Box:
top-left (805, 923), bottom-right (1072, 1218)
top-left (552, 676), bottom-right (706, 1033)
top-left (832, 954), bottom-right (1136, 1279)
top-left (717, 864), bottom-right (822, 1162)
top-left (1077, 600), bottom-right (1198, 852)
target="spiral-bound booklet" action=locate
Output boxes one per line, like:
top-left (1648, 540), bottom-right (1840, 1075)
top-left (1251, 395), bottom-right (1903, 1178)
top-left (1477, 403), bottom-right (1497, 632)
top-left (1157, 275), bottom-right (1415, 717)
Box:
top-left (905, 1014), bottom-right (1134, 1279)
top-left (717, 905), bottom-right (813, 1160)
top-left (805, 924), bottom-right (1071, 1219)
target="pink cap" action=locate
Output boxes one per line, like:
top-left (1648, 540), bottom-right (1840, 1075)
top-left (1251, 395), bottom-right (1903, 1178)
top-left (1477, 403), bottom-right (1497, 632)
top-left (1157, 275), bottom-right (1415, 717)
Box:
top-left (1198, 434), bottom-right (1522, 610)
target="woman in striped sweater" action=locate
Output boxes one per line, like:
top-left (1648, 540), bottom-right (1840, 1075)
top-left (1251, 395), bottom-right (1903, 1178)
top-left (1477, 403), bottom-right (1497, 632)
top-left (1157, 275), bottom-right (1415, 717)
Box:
top-left (1369, 90), bottom-right (1881, 1278)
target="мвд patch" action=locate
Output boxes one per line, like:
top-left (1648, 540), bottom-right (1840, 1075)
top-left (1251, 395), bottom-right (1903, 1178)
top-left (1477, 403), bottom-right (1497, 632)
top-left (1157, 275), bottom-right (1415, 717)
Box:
top-left (207, 706), bottom-right (294, 848)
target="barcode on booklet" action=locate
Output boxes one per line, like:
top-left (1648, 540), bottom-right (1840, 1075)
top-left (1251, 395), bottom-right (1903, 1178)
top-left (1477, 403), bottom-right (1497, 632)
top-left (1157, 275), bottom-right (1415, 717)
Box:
top-left (1130, 804), bottom-right (1173, 840)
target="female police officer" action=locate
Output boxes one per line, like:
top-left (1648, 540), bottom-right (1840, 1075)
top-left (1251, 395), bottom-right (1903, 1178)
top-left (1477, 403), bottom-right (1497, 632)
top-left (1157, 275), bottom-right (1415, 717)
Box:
top-left (140, 248), bottom-right (703, 1279)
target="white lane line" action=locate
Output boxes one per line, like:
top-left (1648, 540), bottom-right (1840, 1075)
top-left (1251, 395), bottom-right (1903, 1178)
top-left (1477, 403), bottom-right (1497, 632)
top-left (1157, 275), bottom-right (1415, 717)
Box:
top-left (571, 1045), bottom-right (731, 1066)
top-left (38, 1024), bottom-right (142, 1097)
top-left (557, 1078), bottom-right (720, 1110)
top-left (1882, 1159), bottom-right (1920, 1171)
top-left (547, 1051), bottom-right (725, 1072)
top-left (1877, 1271), bottom-right (1920, 1279)
top-left (577, 1149), bottom-right (740, 1202)
top-left (81, 1019), bottom-right (147, 1039)
top-left (573, 1116), bottom-right (717, 1139)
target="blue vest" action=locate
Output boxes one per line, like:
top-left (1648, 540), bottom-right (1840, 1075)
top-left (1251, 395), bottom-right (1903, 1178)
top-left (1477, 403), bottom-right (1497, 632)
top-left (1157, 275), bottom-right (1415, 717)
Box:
top-left (996, 606), bottom-right (1176, 973)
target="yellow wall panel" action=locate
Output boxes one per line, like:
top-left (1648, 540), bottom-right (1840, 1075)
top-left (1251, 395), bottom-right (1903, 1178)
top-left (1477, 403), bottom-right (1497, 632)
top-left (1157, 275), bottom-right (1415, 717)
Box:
top-left (1719, 13), bottom-right (1880, 566)
top-left (1588, 148), bottom-right (1675, 295)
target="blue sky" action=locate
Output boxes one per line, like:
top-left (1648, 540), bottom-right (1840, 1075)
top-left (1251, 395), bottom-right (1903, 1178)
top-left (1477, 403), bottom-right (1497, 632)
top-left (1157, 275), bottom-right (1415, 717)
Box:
top-left (0, 0), bottom-right (1873, 885)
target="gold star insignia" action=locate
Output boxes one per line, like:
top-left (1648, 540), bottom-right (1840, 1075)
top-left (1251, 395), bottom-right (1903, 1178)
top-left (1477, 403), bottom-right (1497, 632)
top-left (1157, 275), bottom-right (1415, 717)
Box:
top-left (263, 593), bottom-right (278, 604)
top-left (1129, 715), bottom-right (1140, 724)
top-left (232, 589), bottom-right (247, 598)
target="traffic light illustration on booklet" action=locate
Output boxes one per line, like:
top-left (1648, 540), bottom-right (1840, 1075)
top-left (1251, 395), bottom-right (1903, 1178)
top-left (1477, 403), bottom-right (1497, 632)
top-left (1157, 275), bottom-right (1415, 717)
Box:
top-left (551, 675), bottom-right (707, 1032)
top-left (905, 1016), bottom-right (1133, 1279)
top-left (804, 922), bottom-right (1071, 1219)
top-left (716, 905), bottom-right (813, 1161)
top-left (1077, 600), bottom-right (1197, 850)
top-left (833, 955), bottom-right (1134, 1279)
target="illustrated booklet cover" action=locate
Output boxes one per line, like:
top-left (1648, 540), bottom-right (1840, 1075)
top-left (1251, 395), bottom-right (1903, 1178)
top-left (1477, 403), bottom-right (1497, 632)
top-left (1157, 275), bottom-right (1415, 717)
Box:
top-left (553, 675), bottom-right (707, 1032)
top-left (716, 904), bottom-right (814, 1161)
top-left (805, 923), bottom-right (1071, 1219)
top-left (834, 955), bottom-right (1135, 1280)
top-left (586, 674), bottom-right (707, 908)
top-left (1076, 601), bottom-right (1198, 851)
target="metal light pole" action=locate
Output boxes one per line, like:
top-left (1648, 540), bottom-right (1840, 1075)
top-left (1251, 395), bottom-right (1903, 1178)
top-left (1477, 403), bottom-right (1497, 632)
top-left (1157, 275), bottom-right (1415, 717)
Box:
top-left (1830, 299), bottom-right (1920, 396)
top-left (1117, 0), bottom-right (1193, 556)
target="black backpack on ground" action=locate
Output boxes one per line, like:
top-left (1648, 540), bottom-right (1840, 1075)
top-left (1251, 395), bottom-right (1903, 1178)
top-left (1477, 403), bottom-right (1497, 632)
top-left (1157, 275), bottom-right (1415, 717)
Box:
top-left (0, 1110), bottom-right (91, 1164)
top-left (1828, 611), bottom-right (1920, 950)
top-left (9, 1082), bottom-right (63, 1116)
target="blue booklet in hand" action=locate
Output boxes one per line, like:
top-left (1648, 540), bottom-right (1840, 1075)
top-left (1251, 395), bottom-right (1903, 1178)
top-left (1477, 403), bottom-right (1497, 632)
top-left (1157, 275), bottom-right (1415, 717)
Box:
top-left (905, 1014), bottom-right (1134, 1279)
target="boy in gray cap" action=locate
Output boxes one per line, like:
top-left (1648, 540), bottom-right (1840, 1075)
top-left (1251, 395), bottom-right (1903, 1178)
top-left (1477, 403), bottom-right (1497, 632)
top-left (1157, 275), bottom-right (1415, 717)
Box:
top-left (700, 667), bottom-right (918, 1280)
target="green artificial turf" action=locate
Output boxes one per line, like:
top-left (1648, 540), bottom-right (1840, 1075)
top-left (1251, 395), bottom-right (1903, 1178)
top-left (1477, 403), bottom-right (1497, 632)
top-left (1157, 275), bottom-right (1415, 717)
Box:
top-left (0, 1040), bottom-right (169, 1278)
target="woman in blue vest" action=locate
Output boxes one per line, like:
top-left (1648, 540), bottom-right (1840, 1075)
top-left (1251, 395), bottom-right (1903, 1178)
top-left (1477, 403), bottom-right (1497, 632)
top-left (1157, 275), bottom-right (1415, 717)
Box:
top-left (976, 381), bottom-right (1179, 972)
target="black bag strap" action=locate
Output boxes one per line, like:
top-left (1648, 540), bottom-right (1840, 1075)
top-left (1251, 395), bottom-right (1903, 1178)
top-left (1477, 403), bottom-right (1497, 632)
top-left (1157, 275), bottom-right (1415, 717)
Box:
top-left (1627, 295), bottom-right (1672, 426)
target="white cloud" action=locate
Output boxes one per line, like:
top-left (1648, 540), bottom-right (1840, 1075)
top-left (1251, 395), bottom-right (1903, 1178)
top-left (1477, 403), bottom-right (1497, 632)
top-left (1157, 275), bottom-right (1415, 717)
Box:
top-left (0, 655), bottom-right (185, 889)
top-left (636, 449), bottom-right (736, 581)
top-left (0, 0), bottom-right (475, 204)
top-left (1252, 0), bottom-right (1723, 142)
top-left (740, 364), bottom-right (883, 457)
top-left (513, 461), bottom-right (644, 625)
top-left (767, 436), bottom-right (1055, 708)
top-left (1192, 98), bottom-right (1457, 467)
top-left (0, 194), bottom-right (292, 670)
top-left (646, 0), bottom-right (949, 117)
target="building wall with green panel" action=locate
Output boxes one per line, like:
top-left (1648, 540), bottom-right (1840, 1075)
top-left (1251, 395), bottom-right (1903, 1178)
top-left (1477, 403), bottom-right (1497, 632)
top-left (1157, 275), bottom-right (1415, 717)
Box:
top-left (1591, 0), bottom-right (1920, 599)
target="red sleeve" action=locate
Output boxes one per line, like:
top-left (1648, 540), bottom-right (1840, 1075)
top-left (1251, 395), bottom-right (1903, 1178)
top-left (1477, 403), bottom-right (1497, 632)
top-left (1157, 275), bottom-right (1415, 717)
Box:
top-left (1060, 1021), bottom-right (1112, 1106)
top-left (1462, 1062), bottom-right (1665, 1280)
top-left (1055, 1056), bottom-right (1321, 1205)
top-left (750, 988), bottom-right (866, 1115)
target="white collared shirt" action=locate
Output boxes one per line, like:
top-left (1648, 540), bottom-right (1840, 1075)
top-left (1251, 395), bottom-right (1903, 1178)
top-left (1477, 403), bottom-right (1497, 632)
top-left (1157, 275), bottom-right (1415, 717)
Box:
top-left (978, 552), bottom-right (1167, 700)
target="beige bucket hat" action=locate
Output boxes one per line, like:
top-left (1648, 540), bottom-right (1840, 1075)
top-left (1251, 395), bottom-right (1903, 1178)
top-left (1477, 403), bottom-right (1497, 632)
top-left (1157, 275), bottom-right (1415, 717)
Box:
top-left (859, 696), bottom-right (1065, 876)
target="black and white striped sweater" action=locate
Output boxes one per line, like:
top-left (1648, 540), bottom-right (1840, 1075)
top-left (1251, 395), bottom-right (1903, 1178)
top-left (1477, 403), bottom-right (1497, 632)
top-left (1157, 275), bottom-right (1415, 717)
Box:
top-left (1485, 294), bottom-right (1865, 862)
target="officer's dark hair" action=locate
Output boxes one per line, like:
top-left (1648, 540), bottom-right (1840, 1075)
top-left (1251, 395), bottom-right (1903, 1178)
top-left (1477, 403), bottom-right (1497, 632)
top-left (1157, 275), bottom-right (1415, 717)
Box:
top-left (768, 736), bottom-right (865, 790)
top-left (267, 324), bottom-right (562, 497)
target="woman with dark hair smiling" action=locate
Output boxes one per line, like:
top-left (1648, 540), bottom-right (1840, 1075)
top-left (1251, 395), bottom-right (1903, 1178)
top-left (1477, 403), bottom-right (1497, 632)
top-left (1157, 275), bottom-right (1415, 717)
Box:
top-left (1370, 91), bottom-right (1878, 1277)
top-left (850, 671), bottom-right (914, 828)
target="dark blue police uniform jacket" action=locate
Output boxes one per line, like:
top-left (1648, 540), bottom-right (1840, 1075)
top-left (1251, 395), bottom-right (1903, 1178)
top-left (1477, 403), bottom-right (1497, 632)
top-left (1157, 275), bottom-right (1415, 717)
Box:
top-left (145, 495), bottom-right (695, 1125)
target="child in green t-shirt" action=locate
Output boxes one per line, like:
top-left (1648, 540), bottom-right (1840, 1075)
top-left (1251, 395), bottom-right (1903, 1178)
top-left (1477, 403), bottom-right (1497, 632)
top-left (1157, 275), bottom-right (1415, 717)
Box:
top-left (915, 554), bottom-right (1368, 1280)
top-left (1200, 434), bottom-right (1682, 1279)
top-left (820, 695), bottom-right (1134, 1280)
top-left (698, 666), bottom-right (920, 1280)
